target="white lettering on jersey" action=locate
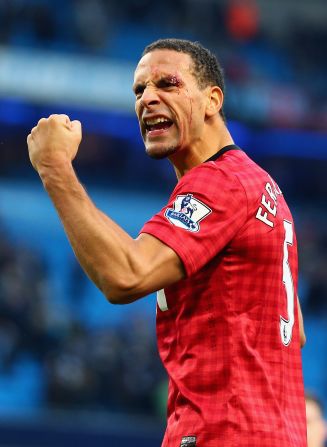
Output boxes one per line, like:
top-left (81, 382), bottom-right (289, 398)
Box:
top-left (256, 180), bottom-right (281, 228)
top-left (265, 182), bottom-right (277, 203)
top-left (268, 174), bottom-right (282, 197)
top-left (157, 289), bottom-right (169, 312)
top-left (280, 220), bottom-right (295, 346)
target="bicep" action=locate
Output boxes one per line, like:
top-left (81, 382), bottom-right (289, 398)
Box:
top-left (135, 233), bottom-right (186, 292)
top-left (110, 233), bottom-right (185, 303)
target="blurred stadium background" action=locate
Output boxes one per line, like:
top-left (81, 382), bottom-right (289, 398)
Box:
top-left (0, 0), bottom-right (326, 445)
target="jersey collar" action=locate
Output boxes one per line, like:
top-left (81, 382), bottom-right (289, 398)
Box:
top-left (204, 144), bottom-right (241, 163)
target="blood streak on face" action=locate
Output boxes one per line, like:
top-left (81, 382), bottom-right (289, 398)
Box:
top-left (134, 50), bottom-right (208, 160)
top-left (164, 73), bottom-right (194, 134)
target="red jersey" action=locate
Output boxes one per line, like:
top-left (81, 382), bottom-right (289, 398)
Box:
top-left (140, 146), bottom-right (307, 447)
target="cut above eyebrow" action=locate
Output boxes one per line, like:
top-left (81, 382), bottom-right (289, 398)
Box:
top-left (132, 75), bottom-right (184, 95)
top-left (157, 75), bottom-right (184, 87)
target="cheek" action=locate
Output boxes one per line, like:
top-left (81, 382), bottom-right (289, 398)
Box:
top-left (188, 97), bottom-right (195, 127)
top-left (182, 90), bottom-right (205, 130)
top-left (176, 93), bottom-right (195, 129)
top-left (184, 98), bottom-right (205, 133)
top-left (135, 103), bottom-right (144, 128)
top-left (135, 101), bottom-right (141, 117)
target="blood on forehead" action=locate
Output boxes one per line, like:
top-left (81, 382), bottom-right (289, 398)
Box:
top-left (135, 50), bottom-right (193, 86)
top-left (167, 74), bottom-right (183, 87)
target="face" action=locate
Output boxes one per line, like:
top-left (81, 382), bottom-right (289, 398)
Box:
top-left (306, 399), bottom-right (326, 447)
top-left (133, 50), bottom-right (209, 159)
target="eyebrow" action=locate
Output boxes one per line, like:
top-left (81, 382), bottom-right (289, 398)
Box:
top-left (132, 75), bottom-right (184, 94)
top-left (157, 75), bottom-right (184, 87)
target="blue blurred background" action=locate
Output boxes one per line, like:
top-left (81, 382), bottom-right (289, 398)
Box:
top-left (0, 0), bottom-right (326, 445)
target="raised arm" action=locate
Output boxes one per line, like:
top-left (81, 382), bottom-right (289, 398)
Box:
top-left (27, 114), bottom-right (185, 303)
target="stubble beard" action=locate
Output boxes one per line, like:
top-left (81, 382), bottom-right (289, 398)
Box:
top-left (145, 143), bottom-right (178, 160)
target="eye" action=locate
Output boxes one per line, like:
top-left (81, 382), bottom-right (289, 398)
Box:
top-left (157, 76), bottom-right (183, 89)
top-left (157, 79), bottom-right (175, 89)
top-left (134, 85), bottom-right (145, 99)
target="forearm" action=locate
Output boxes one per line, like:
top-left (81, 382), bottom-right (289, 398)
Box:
top-left (27, 114), bottom-right (184, 301)
top-left (39, 161), bottom-right (144, 302)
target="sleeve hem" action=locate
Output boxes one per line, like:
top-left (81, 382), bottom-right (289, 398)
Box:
top-left (140, 224), bottom-right (196, 277)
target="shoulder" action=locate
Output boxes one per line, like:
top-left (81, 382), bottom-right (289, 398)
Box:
top-left (170, 160), bottom-right (247, 219)
top-left (176, 156), bottom-right (246, 194)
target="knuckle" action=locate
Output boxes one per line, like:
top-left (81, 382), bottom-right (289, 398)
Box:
top-left (37, 117), bottom-right (47, 126)
top-left (48, 114), bottom-right (58, 122)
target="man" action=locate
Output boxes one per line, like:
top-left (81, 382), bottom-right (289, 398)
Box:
top-left (306, 393), bottom-right (327, 447)
top-left (27, 39), bottom-right (307, 446)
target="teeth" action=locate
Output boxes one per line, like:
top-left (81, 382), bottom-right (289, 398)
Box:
top-left (144, 117), bottom-right (170, 126)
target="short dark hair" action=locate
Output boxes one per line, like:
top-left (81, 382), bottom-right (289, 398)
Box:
top-left (142, 38), bottom-right (226, 122)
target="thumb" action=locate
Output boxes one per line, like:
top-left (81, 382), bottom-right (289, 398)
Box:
top-left (70, 120), bottom-right (82, 147)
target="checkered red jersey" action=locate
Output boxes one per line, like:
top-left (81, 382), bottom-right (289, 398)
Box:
top-left (140, 146), bottom-right (307, 447)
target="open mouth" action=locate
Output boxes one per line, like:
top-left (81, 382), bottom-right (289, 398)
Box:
top-left (144, 117), bottom-right (174, 135)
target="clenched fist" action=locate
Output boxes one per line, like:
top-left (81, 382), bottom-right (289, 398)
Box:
top-left (27, 114), bottom-right (82, 172)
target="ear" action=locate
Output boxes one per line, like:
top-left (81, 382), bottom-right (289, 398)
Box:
top-left (205, 86), bottom-right (224, 118)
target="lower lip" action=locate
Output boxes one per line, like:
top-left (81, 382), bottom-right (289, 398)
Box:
top-left (146, 125), bottom-right (173, 138)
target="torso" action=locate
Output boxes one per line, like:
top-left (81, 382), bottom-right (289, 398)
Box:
top-left (141, 148), bottom-right (307, 447)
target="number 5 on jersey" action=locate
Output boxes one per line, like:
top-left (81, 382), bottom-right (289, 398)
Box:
top-left (280, 220), bottom-right (295, 346)
top-left (157, 288), bottom-right (169, 312)
top-left (157, 220), bottom-right (296, 344)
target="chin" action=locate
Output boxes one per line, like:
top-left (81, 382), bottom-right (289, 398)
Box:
top-left (145, 144), bottom-right (178, 160)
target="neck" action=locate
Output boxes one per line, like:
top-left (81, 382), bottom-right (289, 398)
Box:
top-left (170, 121), bottom-right (234, 180)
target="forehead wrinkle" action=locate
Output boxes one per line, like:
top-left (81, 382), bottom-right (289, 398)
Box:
top-left (134, 51), bottom-right (192, 80)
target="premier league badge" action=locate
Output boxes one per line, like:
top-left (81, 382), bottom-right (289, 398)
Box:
top-left (180, 435), bottom-right (197, 447)
top-left (165, 193), bottom-right (212, 232)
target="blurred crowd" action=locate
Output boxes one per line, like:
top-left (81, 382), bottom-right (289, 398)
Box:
top-left (0, 0), bottom-right (326, 426)
top-left (0, 0), bottom-right (326, 129)
top-left (0, 223), bottom-right (166, 416)
top-left (0, 226), bottom-right (49, 373)
top-left (0, 196), bottom-right (326, 416)
top-left (298, 213), bottom-right (327, 317)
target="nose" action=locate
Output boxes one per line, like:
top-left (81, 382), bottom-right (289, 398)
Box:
top-left (140, 85), bottom-right (160, 108)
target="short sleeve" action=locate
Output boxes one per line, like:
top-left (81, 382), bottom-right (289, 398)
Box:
top-left (140, 162), bottom-right (248, 276)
